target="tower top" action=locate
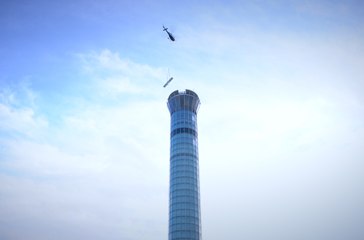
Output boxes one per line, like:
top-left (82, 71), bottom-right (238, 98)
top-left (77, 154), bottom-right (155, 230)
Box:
top-left (167, 89), bottom-right (200, 115)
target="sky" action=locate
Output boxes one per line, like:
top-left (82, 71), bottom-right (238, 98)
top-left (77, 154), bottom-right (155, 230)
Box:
top-left (1, 0), bottom-right (364, 239)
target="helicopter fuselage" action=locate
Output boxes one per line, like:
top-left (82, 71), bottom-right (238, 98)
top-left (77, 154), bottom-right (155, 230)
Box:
top-left (166, 31), bottom-right (175, 41)
top-left (163, 26), bottom-right (175, 41)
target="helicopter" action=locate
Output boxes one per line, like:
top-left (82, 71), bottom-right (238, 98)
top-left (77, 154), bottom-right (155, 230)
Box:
top-left (163, 26), bottom-right (175, 41)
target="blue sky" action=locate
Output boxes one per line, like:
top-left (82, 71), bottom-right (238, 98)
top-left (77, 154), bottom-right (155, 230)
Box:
top-left (1, 1), bottom-right (364, 239)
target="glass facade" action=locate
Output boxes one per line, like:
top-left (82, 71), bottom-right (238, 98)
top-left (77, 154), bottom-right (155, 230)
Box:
top-left (167, 90), bottom-right (201, 240)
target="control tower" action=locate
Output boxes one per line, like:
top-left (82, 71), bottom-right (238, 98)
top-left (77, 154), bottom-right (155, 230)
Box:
top-left (167, 89), bottom-right (201, 240)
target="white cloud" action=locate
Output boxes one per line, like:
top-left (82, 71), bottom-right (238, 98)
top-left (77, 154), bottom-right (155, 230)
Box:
top-left (77, 49), bottom-right (166, 97)
top-left (0, 82), bottom-right (48, 138)
top-left (1, 26), bottom-right (364, 239)
top-left (1, 0), bottom-right (364, 238)
top-left (0, 50), bottom-right (171, 239)
top-left (0, 104), bottom-right (44, 134)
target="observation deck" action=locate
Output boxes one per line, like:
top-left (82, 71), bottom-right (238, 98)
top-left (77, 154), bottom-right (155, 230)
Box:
top-left (167, 89), bottom-right (200, 115)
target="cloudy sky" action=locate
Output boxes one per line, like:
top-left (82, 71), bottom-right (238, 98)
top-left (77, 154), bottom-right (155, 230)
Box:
top-left (1, 0), bottom-right (364, 239)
